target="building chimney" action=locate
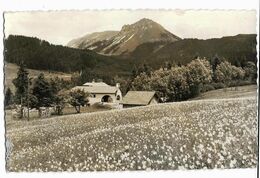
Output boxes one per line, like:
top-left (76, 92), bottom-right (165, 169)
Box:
top-left (116, 83), bottom-right (120, 88)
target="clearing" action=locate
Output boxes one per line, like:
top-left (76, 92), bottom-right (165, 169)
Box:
top-left (4, 62), bottom-right (72, 92)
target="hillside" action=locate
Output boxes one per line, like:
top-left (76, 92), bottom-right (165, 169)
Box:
top-left (67, 31), bottom-right (119, 49)
top-left (6, 96), bottom-right (257, 171)
top-left (130, 34), bottom-right (257, 67)
top-left (67, 18), bottom-right (181, 55)
top-left (4, 35), bottom-right (133, 82)
top-left (5, 34), bottom-right (257, 81)
top-left (4, 63), bottom-right (72, 92)
top-left (191, 85), bottom-right (257, 101)
top-left (67, 18), bottom-right (256, 66)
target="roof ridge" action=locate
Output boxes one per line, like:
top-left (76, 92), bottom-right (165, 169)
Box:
top-left (122, 91), bottom-right (157, 105)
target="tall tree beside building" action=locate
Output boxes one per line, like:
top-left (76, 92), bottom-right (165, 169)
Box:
top-left (112, 75), bottom-right (129, 96)
top-left (69, 89), bottom-right (89, 113)
top-left (131, 72), bottom-right (152, 91)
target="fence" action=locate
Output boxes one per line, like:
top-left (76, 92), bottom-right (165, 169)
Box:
top-left (11, 105), bottom-right (55, 119)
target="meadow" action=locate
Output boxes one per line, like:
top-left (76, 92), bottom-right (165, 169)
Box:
top-left (6, 91), bottom-right (257, 171)
top-left (191, 85), bottom-right (257, 100)
top-left (4, 63), bottom-right (72, 92)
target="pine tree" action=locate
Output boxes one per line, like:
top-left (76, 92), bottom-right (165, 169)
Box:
top-left (131, 65), bottom-right (138, 78)
top-left (32, 73), bottom-right (54, 108)
top-left (12, 63), bottom-right (29, 118)
top-left (167, 61), bottom-right (172, 70)
top-left (49, 77), bottom-right (65, 115)
top-left (12, 63), bottom-right (29, 105)
top-left (211, 54), bottom-right (223, 82)
top-left (211, 54), bottom-right (221, 73)
top-left (143, 63), bottom-right (152, 76)
top-left (163, 61), bottom-right (173, 70)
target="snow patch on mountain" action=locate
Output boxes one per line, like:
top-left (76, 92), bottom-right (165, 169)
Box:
top-left (124, 34), bottom-right (135, 43)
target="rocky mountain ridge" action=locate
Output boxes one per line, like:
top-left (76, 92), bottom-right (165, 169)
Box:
top-left (67, 18), bottom-right (181, 55)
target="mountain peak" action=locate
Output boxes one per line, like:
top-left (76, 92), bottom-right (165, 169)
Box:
top-left (120, 18), bottom-right (161, 33)
top-left (132, 18), bottom-right (160, 28)
top-left (68, 18), bottom-right (181, 55)
top-left (136, 18), bottom-right (155, 24)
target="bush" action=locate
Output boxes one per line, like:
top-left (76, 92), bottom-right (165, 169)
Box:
top-left (69, 89), bottom-right (89, 113)
top-left (214, 61), bottom-right (245, 84)
top-left (229, 80), bottom-right (253, 87)
top-left (189, 84), bottom-right (202, 98)
top-left (92, 102), bottom-right (113, 109)
top-left (244, 61), bottom-right (257, 81)
top-left (211, 82), bottom-right (226, 89)
top-left (4, 104), bottom-right (16, 110)
top-left (201, 84), bottom-right (215, 93)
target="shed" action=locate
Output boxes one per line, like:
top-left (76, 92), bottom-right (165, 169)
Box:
top-left (121, 91), bottom-right (160, 108)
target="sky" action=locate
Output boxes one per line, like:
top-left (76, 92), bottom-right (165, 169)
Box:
top-left (4, 10), bottom-right (257, 45)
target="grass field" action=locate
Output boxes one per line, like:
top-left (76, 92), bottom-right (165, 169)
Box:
top-left (6, 86), bottom-right (257, 171)
top-left (4, 63), bottom-right (72, 92)
top-left (191, 85), bottom-right (257, 100)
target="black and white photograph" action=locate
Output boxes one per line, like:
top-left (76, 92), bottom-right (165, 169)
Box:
top-left (1, 2), bottom-right (259, 177)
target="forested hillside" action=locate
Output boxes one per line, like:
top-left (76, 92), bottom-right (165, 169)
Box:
top-left (4, 35), bottom-right (132, 78)
top-left (4, 34), bottom-right (257, 83)
top-left (131, 34), bottom-right (257, 68)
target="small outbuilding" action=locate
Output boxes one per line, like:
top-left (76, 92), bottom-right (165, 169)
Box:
top-left (121, 91), bottom-right (160, 108)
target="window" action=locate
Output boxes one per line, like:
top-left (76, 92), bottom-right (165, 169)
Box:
top-left (93, 94), bottom-right (96, 98)
top-left (116, 95), bottom-right (120, 100)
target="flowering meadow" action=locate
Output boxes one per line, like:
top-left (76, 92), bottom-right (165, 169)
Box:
top-left (6, 97), bottom-right (257, 171)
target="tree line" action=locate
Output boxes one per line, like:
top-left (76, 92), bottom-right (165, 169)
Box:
top-left (5, 35), bottom-right (257, 89)
top-left (5, 56), bottom-right (257, 119)
top-left (131, 34), bottom-right (257, 69)
top-left (124, 57), bottom-right (256, 102)
top-left (5, 63), bottom-right (90, 119)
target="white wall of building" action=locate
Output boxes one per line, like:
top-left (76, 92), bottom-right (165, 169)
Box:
top-left (88, 91), bottom-right (122, 105)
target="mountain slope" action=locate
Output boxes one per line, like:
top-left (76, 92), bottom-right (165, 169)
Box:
top-left (5, 34), bottom-right (257, 84)
top-left (130, 34), bottom-right (257, 67)
top-left (67, 18), bottom-right (181, 55)
top-left (4, 63), bottom-right (72, 92)
top-left (67, 31), bottom-right (118, 49)
top-left (4, 35), bottom-right (133, 83)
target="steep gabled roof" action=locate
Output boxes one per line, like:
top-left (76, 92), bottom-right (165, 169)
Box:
top-left (83, 82), bottom-right (109, 87)
top-left (72, 85), bottom-right (118, 94)
top-left (122, 91), bottom-right (158, 105)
